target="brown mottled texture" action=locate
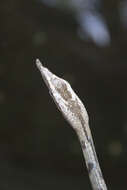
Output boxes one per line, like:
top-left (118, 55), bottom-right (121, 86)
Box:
top-left (67, 98), bottom-right (90, 142)
top-left (55, 83), bottom-right (72, 101)
top-left (56, 83), bottom-right (90, 142)
top-left (68, 99), bottom-right (82, 117)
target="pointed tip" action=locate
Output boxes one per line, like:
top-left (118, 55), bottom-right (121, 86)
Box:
top-left (36, 58), bottom-right (40, 64)
top-left (36, 59), bottom-right (42, 70)
top-left (35, 58), bottom-right (54, 84)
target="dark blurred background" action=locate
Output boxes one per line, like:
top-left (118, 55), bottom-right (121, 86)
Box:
top-left (1, 0), bottom-right (127, 189)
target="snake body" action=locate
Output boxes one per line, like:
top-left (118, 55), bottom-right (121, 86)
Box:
top-left (36, 59), bottom-right (107, 190)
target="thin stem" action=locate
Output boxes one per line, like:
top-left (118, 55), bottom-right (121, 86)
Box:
top-left (36, 59), bottom-right (107, 190)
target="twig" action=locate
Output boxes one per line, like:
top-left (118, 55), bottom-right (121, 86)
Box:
top-left (36, 59), bottom-right (107, 190)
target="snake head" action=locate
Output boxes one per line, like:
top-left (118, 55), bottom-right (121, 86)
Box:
top-left (36, 59), bottom-right (89, 131)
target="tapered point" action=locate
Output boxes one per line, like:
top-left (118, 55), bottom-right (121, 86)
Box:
top-left (36, 59), bottom-right (43, 70)
top-left (35, 58), bottom-right (55, 88)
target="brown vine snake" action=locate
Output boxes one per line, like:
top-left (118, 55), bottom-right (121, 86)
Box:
top-left (36, 59), bottom-right (107, 190)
